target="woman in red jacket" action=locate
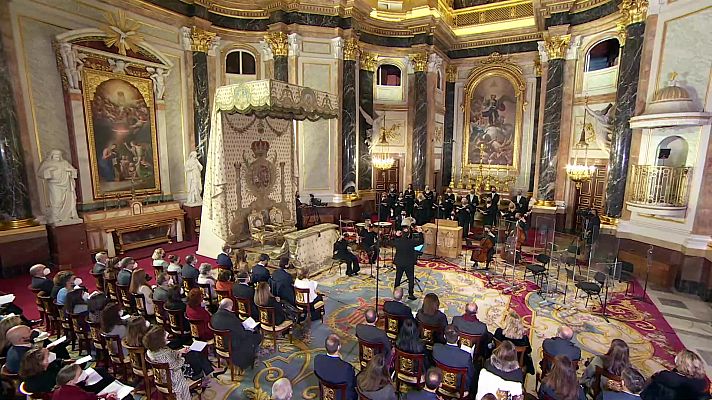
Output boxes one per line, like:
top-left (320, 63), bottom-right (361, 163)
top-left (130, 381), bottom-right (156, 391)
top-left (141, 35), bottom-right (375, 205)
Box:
top-left (185, 288), bottom-right (213, 341)
top-left (52, 364), bottom-right (117, 400)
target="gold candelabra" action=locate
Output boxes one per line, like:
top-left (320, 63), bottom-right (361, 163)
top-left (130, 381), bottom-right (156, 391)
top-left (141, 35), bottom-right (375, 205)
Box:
top-left (451, 143), bottom-right (516, 191)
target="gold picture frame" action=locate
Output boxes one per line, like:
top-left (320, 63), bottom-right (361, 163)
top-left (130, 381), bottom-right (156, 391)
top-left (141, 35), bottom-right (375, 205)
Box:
top-left (81, 69), bottom-right (161, 198)
top-left (462, 61), bottom-right (526, 172)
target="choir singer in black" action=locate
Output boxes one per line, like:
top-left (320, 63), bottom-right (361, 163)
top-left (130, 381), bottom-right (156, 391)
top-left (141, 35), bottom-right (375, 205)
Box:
top-left (392, 226), bottom-right (424, 301)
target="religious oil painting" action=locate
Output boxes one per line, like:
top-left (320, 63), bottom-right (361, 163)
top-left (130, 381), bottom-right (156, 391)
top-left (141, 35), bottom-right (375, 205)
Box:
top-left (82, 69), bottom-right (160, 198)
top-left (464, 70), bottom-right (524, 169)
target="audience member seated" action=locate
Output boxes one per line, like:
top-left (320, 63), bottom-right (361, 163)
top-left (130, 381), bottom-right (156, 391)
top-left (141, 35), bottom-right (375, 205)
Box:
top-left (395, 319), bottom-right (429, 370)
top-left (151, 248), bottom-right (168, 271)
top-left (6, 325), bottom-right (33, 373)
top-left (19, 347), bottom-right (66, 394)
top-left (50, 271), bottom-right (72, 300)
top-left (217, 244), bottom-right (234, 270)
top-left (271, 257), bottom-right (296, 306)
top-left (314, 334), bottom-right (357, 400)
top-left (452, 302), bottom-right (491, 352)
top-left (210, 299), bottom-right (262, 372)
top-left (356, 353), bottom-right (397, 400)
top-left (251, 254), bottom-right (272, 284)
top-left (538, 355), bottom-right (585, 400)
top-left (197, 263), bottom-right (217, 296)
top-left (433, 325), bottom-right (475, 393)
top-left (186, 288), bottom-right (213, 341)
top-left (493, 311), bottom-right (533, 374)
top-left (116, 257), bottom-right (136, 286)
top-left (0, 314), bottom-right (22, 356)
top-left (404, 367), bottom-right (442, 400)
top-left (272, 377), bottom-right (293, 400)
top-left (641, 349), bottom-right (710, 400)
top-left (294, 268), bottom-right (325, 321)
top-left (93, 252), bottom-right (108, 274)
top-left (129, 268), bottom-right (154, 316)
top-left (476, 340), bottom-right (523, 399)
top-left (30, 264), bottom-right (54, 294)
top-left (182, 255), bottom-right (200, 281)
top-left (103, 258), bottom-right (119, 284)
top-left (233, 272), bottom-right (259, 320)
top-left (416, 293), bottom-right (448, 342)
top-left (606, 367), bottom-right (646, 400)
top-left (215, 269), bottom-right (233, 296)
top-left (581, 339), bottom-right (631, 395)
top-left (356, 307), bottom-right (391, 356)
top-left (383, 288), bottom-right (413, 321)
top-left (87, 292), bottom-right (108, 323)
top-left (543, 326), bottom-right (581, 362)
top-left (254, 281), bottom-right (288, 325)
top-left (100, 302), bottom-right (127, 352)
top-left (124, 315), bottom-right (149, 347)
top-left (56, 273), bottom-right (79, 305)
top-left (65, 286), bottom-right (89, 315)
top-left (144, 325), bottom-right (215, 385)
top-left (167, 255), bottom-right (182, 274)
top-left (153, 273), bottom-right (171, 302)
top-left (51, 364), bottom-right (121, 400)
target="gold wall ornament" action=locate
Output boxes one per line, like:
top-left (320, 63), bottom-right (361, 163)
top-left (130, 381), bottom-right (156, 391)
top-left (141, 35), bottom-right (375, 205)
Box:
top-left (446, 65), bottom-right (458, 82)
top-left (534, 53), bottom-right (542, 77)
top-left (359, 52), bottom-right (378, 72)
top-left (543, 33), bottom-right (571, 60)
top-left (343, 38), bottom-right (360, 61)
top-left (619, 0), bottom-right (648, 26)
top-left (479, 52), bottom-right (512, 65)
top-left (101, 11), bottom-right (144, 56)
top-left (409, 52), bottom-right (429, 72)
top-left (265, 31), bottom-right (289, 57)
top-left (189, 26), bottom-right (217, 53)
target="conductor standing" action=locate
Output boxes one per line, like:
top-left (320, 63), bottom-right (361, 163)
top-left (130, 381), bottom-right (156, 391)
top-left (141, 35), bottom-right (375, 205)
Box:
top-left (393, 226), bottom-right (424, 301)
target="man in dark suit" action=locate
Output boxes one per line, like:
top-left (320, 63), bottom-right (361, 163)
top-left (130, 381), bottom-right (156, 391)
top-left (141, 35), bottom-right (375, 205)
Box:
top-left (251, 253), bottom-right (272, 284)
top-left (210, 299), bottom-right (262, 371)
top-left (92, 252), bottom-right (108, 274)
top-left (271, 257), bottom-right (296, 305)
top-left (452, 302), bottom-right (491, 357)
top-left (511, 189), bottom-right (529, 215)
top-left (216, 244), bottom-right (234, 270)
top-left (355, 307), bottom-right (391, 355)
top-left (542, 325), bottom-right (581, 362)
top-left (181, 255), bottom-right (200, 281)
top-left (490, 186), bottom-right (500, 207)
top-left (405, 367), bottom-right (442, 400)
top-left (605, 367), bottom-right (645, 400)
top-left (116, 257), bottom-right (136, 286)
top-left (392, 226), bottom-right (424, 300)
top-left (383, 288), bottom-right (413, 320)
top-left (29, 264), bottom-right (54, 294)
top-left (313, 334), bottom-right (357, 400)
top-left (333, 233), bottom-right (360, 276)
top-left (232, 272), bottom-right (259, 320)
top-left (433, 325), bottom-right (475, 393)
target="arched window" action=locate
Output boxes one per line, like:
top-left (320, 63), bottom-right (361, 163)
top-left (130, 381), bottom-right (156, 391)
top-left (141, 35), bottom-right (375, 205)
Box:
top-left (656, 136), bottom-right (688, 167)
top-left (225, 50), bottom-right (256, 75)
top-left (586, 38), bottom-right (620, 72)
top-left (377, 64), bottom-right (401, 86)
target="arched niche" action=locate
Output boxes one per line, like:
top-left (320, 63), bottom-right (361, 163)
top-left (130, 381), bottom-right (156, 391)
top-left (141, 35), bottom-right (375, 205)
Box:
top-left (223, 46), bottom-right (259, 85)
top-left (375, 61), bottom-right (405, 102)
top-left (655, 135), bottom-right (689, 167)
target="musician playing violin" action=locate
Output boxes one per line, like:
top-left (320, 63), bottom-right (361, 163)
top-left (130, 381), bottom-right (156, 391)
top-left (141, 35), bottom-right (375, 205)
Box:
top-left (471, 225), bottom-right (497, 270)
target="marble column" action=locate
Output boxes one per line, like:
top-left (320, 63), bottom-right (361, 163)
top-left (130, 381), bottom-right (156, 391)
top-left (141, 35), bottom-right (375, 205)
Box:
top-left (605, 3), bottom-right (647, 218)
top-left (529, 59), bottom-right (542, 193)
top-left (411, 52), bottom-right (429, 190)
top-left (358, 52), bottom-right (377, 191)
top-left (443, 65), bottom-right (457, 187)
top-left (266, 32), bottom-right (289, 82)
top-left (536, 33), bottom-right (571, 205)
top-left (340, 39), bottom-right (358, 193)
top-left (0, 36), bottom-right (34, 226)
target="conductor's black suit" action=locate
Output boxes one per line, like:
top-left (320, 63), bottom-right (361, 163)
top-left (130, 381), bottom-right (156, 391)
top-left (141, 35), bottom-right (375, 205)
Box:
top-left (392, 231), bottom-right (424, 298)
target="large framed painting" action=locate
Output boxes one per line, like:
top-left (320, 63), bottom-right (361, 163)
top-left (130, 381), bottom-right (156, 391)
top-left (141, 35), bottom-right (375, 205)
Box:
top-left (463, 63), bottom-right (525, 170)
top-left (82, 69), bottom-right (160, 198)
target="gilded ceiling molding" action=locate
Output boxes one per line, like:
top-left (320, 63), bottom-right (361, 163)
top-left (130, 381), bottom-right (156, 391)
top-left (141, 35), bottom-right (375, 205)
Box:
top-left (446, 65), bottom-right (458, 82)
top-left (619, 0), bottom-right (648, 26)
top-left (343, 38), bottom-right (360, 61)
top-left (181, 26), bottom-right (220, 55)
top-left (542, 33), bottom-right (571, 60)
top-left (360, 52), bottom-right (378, 72)
top-left (409, 52), bottom-right (429, 73)
top-left (265, 31), bottom-right (289, 57)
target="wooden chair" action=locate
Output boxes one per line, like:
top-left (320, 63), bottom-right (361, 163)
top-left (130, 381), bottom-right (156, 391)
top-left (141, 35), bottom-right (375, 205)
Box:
top-left (234, 296), bottom-right (253, 321)
top-left (104, 276), bottom-right (119, 302)
top-left (315, 372), bottom-right (348, 400)
top-left (393, 348), bottom-right (425, 393)
top-left (357, 337), bottom-right (385, 369)
top-left (593, 365), bottom-right (622, 399)
top-left (457, 332), bottom-right (484, 361)
top-left (256, 305), bottom-right (293, 350)
top-left (116, 283), bottom-right (135, 314)
top-left (185, 314), bottom-right (215, 357)
top-left (417, 320), bottom-right (444, 351)
top-left (153, 299), bottom-right (168, 330)
top-left (165, 307), bottom-right (189, 337)
top-left (27, 286), bottom-right (46, 328)
top-left (383, 311), bottom-right (405, 343)
top-left (434, 361), bottom-right (469, 400)
top-left (101, 333), bottom-right (130, 382)
top-left (183, 277), bottom-right (197, 294)
top-left (132, 292), bottom-right (150, 319)
top-left (208, 323), bottom-right (237, 381)
top-left (146, 357), bottom-right (203, 400)
top-left (215, 289), bottom-right (231, 304)
top-left (54, 301), bottom-right (75, 350)
top-left (294, 287), bottom-right (325, 323)
top-left (1, 364), bottom-right (21, 398)
top-left (166, 270), bottom-right (179, 285)
top-left (87, 320), bottom-right (109, 368)
top-left (90, 271), bottom-right (105, 292)
top-left (123, 341), bottom-right (153, 397)
top-left (198, 283), bottom-right (215, 309)
top-left (68, 312), bottom-right (91, 355)
top-left (493, 338), bottom-right (528, 373)
top-left (37, 294), bottom-right (55, 334)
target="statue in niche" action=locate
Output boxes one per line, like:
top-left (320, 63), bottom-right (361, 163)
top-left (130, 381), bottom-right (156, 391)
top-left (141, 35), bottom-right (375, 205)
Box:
top-left (584, 103), bottom-right (614, 153)
top-left (184, 151), bottom-right (203, 206)
top-left (147, 67), bottom-right (169, 100)
top-left (37, 149), bottom-right (80, 224)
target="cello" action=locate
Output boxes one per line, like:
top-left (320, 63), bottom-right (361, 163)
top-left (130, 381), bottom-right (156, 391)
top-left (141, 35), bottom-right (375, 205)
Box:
top-left (471, 228), bottom-right (495, 268)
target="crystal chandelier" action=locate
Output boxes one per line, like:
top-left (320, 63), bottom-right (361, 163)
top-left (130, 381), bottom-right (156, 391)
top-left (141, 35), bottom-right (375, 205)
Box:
top-left (565, 110), bottom-right (597, 188)
top-left (371, 116), bottom-right (398, 170)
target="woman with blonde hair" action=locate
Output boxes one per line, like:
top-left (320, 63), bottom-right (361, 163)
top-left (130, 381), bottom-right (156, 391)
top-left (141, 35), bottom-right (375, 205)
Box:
top-left (151, 248), bottom-right (168, 272)
top-left (477, 340), bottom-right (524, 399)
top-left (581, 339), bottom-right (631, 394)
top-left (493, 311), bottom-right (533, 374)
top-left (641, 349), bottom-right (709, 400)
top-left (129, 268), bottom-right (154, 315)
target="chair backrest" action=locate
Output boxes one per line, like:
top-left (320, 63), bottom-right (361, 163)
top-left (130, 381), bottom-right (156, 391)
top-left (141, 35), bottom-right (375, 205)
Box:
top-left (1, 364), bottom-right (20, 395)
top-left (101, 333), bottom-right (126, 362)
top-left (68, 312), bottom-right (89, 338)
top-left (256, 304), bottom-right (277, 327)
top-left (247, 210), bottom-right (265, 231)
top-left (123, 342), bottom-right (149, 377)
top-left (165, 307), bottom-right (186, 335)
top-left (20, 381), bottom-right (51, 400)
top-left (88, 320), bottom-right (105, 350)
top-left (417, 319), bottom-right (443, 351)
top-left (394, 348), bottom-right (425, 387)
top-left (116, 284), bottom-right (134, 312)
top-left (493, 338), bottom-right (527, 370)
top-left (38, 294), bottom-right (54, 319)
top-left (104, 277), bottom-right (119, 301)
top-left (186, 314), bottom-right (207, 341)
top-left (457, 332), bottom-right (484, 358)
top-left (316, 372), bottom-right (348, 400)
top-left (153, 299), bottom-right (167, 326)
top-left (383, 311), bottom-right (404, 341)
top-left (208, 323), bottom-right (231, 360)
top-left (593, 365), bottom-right (622, 399)
top-left (215, 289), bottom-right (231, 304)
top-left (435, 360), bottom-right (469, 399)
top-left (145, 356), bottom-right (175, 396)
top-left (294, 286), bottom-right (311, 311)
top-left (269, 207), bottom-right (286, 225)
top-left (166, 270), bottom-right (179, 283)
top-left (183, 277), bottom-right (197, 294)
top-left (198, 283), bottom-right (214, 306)
top-left (357, 337), bottom-right (385, 369)
top-left (133, 292), bottom-right (148, 318)
top-left (234, 296), bottom-right (252, 321)
top-left (90, 271), bottom-right (105, 292)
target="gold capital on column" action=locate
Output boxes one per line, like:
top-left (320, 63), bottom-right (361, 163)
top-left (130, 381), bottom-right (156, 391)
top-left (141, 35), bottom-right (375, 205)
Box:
top-left (343, 38), bottom-right (360, 61)
top-left (265, 32), bottom-right (289, 57)
top-left (619, 0), bottom-right (648, 26)
top-left (543, 33), bottom-right (571, 60)
top-left (360, 52), bottom-right (378, 72)
top-left (189, 26), bottom-right (217, 53)
top-left (409, 52), bottom-right (428, 72)
top-left (446, 65), bottom-right (457, 82)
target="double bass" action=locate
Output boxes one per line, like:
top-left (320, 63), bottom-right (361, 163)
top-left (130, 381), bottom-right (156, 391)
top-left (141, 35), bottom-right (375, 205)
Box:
top-left (471, 231), bottom-right (495, 265)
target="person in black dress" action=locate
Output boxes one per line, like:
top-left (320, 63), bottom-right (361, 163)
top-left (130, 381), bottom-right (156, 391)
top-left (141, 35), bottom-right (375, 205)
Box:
top-left (413, 194), bottom-right (427, 225)
top-left (443, 187), bottom-right (456, 216)
top-left (456, 198), bottom-right (472, 239)
top-left (378, 193), bottom-right (390, 222)
top-left (360, 223), bottom-right (379, 265)
top-left (481, 197), bottom-right (496, 227)
top-left (393, 195), bottom-right (405, 219)
top-left (423, 186), bottom-right (435, 222)
top-left (403, 184), bottom-right (416, 216)
top-left (387, 184), bottom-right (398, 210)
top-left (435, 196), bottom-right (447, 220)
top-left (334, 233), bottom-right (360, 276)
top-left (295, 191), bottom-right (305, 229)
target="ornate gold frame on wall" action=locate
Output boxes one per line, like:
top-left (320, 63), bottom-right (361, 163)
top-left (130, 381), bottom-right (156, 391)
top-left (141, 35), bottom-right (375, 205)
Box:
top-left (461, 56), bottom-right (526, 174)
top-left (81, 69), bottom-right (161, 198)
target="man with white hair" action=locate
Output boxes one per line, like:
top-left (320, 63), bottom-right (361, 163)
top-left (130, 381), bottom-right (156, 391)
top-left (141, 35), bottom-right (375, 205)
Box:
top-left (272, 377), bottom-right (293, 400)
top-left (542, 325), bottom-right (581, 362)
top-left (210, 298), bottom-right (262, 371)
top-left (383, 287), bottom-right (413, 320)
top-left (29, 264), bottom-right (53, 294)
top-left (92, 252), bottom-right (108, 274)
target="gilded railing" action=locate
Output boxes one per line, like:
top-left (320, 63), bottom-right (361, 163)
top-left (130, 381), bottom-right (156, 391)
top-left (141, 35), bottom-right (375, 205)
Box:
top-left (628, 165), bottom-right (692, 207)
top-left (451, 0), bottom-right (533, 27)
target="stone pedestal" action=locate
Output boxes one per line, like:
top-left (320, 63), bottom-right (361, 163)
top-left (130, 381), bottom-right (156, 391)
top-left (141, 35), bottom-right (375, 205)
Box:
top-left (0, 226), bottom-right (49, 278)
top-left (183, 204), bottom-right (202, 242)
top-left (47, 222), bottom-right (90, 270)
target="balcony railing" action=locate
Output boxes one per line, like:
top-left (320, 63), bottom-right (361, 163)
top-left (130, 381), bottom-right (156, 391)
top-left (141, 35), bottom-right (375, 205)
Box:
top-left (628, 165), bottom-right (692, 207)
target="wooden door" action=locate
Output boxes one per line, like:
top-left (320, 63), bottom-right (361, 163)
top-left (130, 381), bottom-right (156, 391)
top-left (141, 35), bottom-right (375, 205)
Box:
top-left (575, 163), bottom-right (607, 230)
top-left (374, 159), bottom-right (400, 199)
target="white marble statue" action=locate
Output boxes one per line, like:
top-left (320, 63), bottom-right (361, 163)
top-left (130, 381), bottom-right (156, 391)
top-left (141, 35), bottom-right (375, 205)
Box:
top-left (37, 149), bottom-right (80, 225)
top-left (147, 67), bottom-right (169, 100)
top-left (185, 151), bottom-right (204, 206)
